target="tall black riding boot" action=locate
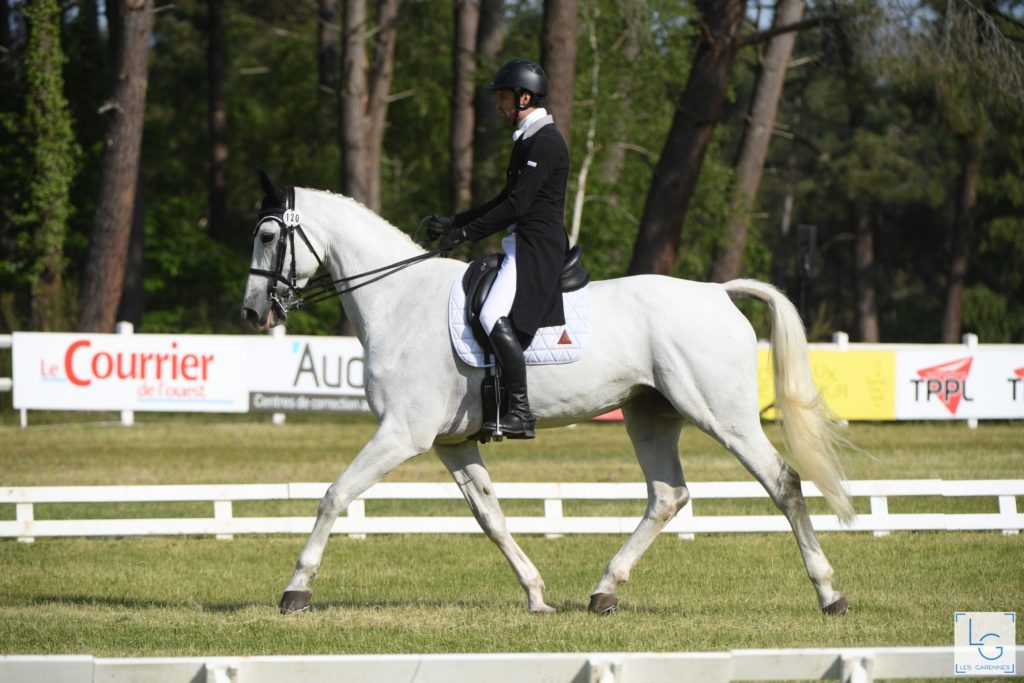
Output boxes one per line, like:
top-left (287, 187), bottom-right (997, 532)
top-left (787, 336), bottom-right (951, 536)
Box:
top-left (483, 317), bottom-right (536, 439)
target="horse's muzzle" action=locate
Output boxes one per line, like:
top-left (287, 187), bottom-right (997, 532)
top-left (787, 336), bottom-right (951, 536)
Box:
top-left (241, 309), bottom-right (262, 329)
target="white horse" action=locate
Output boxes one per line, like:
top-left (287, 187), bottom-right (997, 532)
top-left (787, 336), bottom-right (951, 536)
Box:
top-left (242, 176), bottom-right (854, 616)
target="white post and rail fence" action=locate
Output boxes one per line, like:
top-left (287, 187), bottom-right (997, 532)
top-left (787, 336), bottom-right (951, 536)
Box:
top-left (2, 479), bottom-right (1020, 543)
top-left (4, 647), bottom-right (1022, 683)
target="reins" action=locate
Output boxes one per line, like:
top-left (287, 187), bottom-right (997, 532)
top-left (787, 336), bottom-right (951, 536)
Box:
top-left (297, 249), bottom-right (442, 308)
top-left (249, 189), bottom-right (441, 313)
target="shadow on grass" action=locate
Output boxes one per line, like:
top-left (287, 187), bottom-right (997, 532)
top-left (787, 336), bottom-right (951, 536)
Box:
top-left (27, 593), bottom-right (528, 615)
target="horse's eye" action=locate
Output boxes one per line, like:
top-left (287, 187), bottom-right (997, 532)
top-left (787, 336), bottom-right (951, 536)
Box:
top-left (260, 231), bottom-right (275, 246)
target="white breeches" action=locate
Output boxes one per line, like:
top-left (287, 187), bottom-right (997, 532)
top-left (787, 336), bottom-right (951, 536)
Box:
top-left (480, 233), bottom-right (517, 335)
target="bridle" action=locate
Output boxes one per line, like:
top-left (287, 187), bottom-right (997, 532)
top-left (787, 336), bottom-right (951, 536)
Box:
top-left (248, 187), bottom-right (442, 316)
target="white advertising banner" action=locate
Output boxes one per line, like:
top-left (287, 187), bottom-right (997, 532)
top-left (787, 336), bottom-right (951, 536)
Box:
top-left (894, 347), bottom-right (1024, 420)
top-left (12, 332), bottom-right (249, 412)
top-left (10, 332), bottom-right (1024, 421)
top-left (246, 335), bottom-right (369, 413)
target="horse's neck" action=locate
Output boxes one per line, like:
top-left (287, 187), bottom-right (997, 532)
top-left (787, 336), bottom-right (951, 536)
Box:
top-left (301, 189), bottom-right (424, 341)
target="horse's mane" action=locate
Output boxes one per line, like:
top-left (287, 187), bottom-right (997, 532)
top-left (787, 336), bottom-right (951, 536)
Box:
top-left (304, 188), bottom-right (426, 253)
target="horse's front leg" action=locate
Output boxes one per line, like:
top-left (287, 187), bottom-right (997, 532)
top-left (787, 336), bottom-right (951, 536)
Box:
top-left (435, 441), bottom-right (555, 614)
top-left (280, 424), bottom-right (422, 613)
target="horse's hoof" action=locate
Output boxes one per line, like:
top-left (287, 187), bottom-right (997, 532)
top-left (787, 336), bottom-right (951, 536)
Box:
top-left (529, 603), bottom-right (557, 615)
top-left (279, 590), bottom-right (312, 614)
top-left (822, 595), bottom-right (849, 616)
top-left (588, 593), bottom-right (618, 615)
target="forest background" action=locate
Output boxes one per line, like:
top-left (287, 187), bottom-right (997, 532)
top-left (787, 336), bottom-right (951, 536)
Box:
top-left (1, 0), bottom-right (1022, 344)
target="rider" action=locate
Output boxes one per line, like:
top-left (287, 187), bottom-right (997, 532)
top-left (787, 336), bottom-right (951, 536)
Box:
top-left (426, 59), bottom-right (570, 439)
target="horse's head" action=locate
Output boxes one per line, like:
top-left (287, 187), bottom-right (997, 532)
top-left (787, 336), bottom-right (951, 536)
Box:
top-left (241, 170), bottom-right (325, 329)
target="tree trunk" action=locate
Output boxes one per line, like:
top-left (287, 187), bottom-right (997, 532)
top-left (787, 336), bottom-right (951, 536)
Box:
top-left (340, 0), bottom-right (369, 204)
top-left (207, 0), bottom-right (228, 241)
top-left (318, 0), bottom-right (340, 95)
top-left (107, 0), bottom-right (122, 73)
top-left (627, 0), bottom-right (745, 276)
top-left (471, 0), bottom-right (505, 204)
top-left (835, 15), bottom-right (880, 342)
top-left (540, 0), bottom-right (577, 149)
top-left (26, 0), bottom-right (77, 331)
top-left (569, 1), bottom-right (599, 246)
top-left (450, 0), bottom-right (479, 213)
top-left (364, 0), bottom-right (400, 213)
top-left (940, 131), bottom-right (983, 343)
top-left (117, 171), bottom-right (145, 326)
top-left (709, 0), bottom-right (804, 283)
top-left (78, 0), bottom-right (154, 333)
top-left (0, 0), bottom-right (11, 61)
top-left (853, 203), bottom-right (879, 342)
top-left (317, 0), bottom-right (340, 143)
top-left (340, 0), bottom-right (399, 212)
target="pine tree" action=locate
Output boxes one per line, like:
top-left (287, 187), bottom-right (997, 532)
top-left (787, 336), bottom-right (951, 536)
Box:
top-left (24, 0), bottom-right (78, 330)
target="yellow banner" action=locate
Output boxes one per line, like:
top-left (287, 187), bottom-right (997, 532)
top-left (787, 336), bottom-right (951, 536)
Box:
top-left (757, 349), bottom-right (896, 421)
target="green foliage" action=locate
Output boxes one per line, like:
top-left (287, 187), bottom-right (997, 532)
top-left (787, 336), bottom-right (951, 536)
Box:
top-left (1, 1), bottom-right (1022, 340)
top-left (10, 0), bottom-right (79, 329)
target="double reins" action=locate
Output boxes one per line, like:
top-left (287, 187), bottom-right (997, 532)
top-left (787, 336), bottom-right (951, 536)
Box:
top-left (249, 188), bottom-right (442, 313)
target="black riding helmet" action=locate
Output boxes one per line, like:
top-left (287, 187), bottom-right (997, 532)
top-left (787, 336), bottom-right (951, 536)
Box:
top-left (487, 59), bottom-right (548, 111)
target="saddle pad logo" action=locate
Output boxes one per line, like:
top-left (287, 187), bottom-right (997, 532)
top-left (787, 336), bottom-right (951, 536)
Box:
top-left (915, 357), bottom-right (974, 415)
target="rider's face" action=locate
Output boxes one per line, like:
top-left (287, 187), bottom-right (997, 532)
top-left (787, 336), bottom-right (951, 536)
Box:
top-left (494, 89), bottom-right (526, 128)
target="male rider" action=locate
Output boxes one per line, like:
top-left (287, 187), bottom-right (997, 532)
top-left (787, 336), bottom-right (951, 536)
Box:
top-left (426, 59), bottom-right (570, 439)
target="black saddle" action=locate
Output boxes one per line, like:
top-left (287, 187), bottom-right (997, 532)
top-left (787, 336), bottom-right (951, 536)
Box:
top-left (462, 244), bottom-right (590, 350)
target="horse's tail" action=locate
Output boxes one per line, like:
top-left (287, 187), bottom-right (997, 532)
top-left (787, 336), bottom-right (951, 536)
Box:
top-left (723, 278), bottom-right (855, 523)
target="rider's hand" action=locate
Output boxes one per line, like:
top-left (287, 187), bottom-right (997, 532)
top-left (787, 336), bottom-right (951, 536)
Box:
top-left (425, 215), bottom-right (455, 241)
top-left (439, 225), bottom-right (467, 254)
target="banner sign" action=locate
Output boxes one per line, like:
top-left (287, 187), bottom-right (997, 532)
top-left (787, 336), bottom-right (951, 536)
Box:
top-left (246, 336), bottom-right (369, 413)
top-left (11, 333), bottom-right (1024, 421)
top-left (12, 333), bottom-right (371, 414)
top-left (895, 348), bottom-right (1024, 420)
top-left (758, 344), bottom-right (1024, 421)
top-left (13, 333), bottom-right (249, 412)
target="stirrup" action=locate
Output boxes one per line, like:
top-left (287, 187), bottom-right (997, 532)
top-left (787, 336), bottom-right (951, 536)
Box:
top-left (484, 410), bottom-right (535, 439)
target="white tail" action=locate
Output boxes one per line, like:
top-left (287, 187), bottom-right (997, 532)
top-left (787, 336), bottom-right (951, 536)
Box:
top-left (724, 279), bottom-right (855, 523)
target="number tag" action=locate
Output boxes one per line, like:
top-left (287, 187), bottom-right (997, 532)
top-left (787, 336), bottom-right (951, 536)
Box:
top-left (283, 209), bottom-right (301, 227)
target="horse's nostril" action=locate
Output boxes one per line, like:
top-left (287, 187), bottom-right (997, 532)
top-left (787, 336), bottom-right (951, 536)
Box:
top-left (242, 308), bottom-right (260, 326)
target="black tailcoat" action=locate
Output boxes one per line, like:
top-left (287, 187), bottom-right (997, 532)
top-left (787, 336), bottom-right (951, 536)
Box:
top-left (454, 116), bottom-right (570, 339)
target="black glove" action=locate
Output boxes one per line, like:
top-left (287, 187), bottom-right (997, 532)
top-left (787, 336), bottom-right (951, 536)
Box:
top-left (439, 225), bottom-right (467, 254)
top-left (425, 215), bottom-right (455, 241)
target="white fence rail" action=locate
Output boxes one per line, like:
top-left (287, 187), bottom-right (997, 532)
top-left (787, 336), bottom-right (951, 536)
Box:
top-left (1, 647), bottom-right (1021, 682)
top-left (2, 479), bottom-right (1021, 542)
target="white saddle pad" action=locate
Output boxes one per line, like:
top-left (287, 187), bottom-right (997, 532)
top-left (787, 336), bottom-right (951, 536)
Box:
top-left (448, 273), bottom-right (590, 368)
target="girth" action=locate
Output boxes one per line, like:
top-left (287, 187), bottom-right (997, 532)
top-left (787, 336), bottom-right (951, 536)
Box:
top-left (462, 244), bottom-right (590, 350)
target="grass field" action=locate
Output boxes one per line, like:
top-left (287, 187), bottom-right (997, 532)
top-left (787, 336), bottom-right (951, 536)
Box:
top-left (1, 415), bottom-right (1022, 660)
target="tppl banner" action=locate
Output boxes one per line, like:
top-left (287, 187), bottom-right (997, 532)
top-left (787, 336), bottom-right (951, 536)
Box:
top-left (895, 347), bottom-right (1024, 420)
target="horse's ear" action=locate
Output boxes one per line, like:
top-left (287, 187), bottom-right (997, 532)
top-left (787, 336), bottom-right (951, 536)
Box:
top-left (257, 167), bottom-right (286, 208)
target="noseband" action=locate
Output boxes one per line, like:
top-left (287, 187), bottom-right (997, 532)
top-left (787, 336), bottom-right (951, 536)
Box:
top-left (249, 187), bottom-right (442, 315)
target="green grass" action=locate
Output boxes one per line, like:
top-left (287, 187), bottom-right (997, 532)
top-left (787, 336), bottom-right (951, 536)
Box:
top-left (0, 416), bottom-right (1022, 657)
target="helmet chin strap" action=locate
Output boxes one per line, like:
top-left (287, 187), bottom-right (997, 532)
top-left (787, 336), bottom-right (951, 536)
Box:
top-left (514, 88), bottom-right (536, 112)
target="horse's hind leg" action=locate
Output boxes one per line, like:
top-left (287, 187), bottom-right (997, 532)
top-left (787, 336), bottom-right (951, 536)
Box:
top-left (436, 441), bottom-right (555, 614)
top-left (590, 393), bottom-right (689, 614)
top-left (704, 420), bottom-right (846, 614)
top-left (280, 424), bottom-right (423, 613)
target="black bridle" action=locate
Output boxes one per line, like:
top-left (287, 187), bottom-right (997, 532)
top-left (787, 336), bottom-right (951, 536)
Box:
top-left (249, 188), bottom-right (442, 315)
